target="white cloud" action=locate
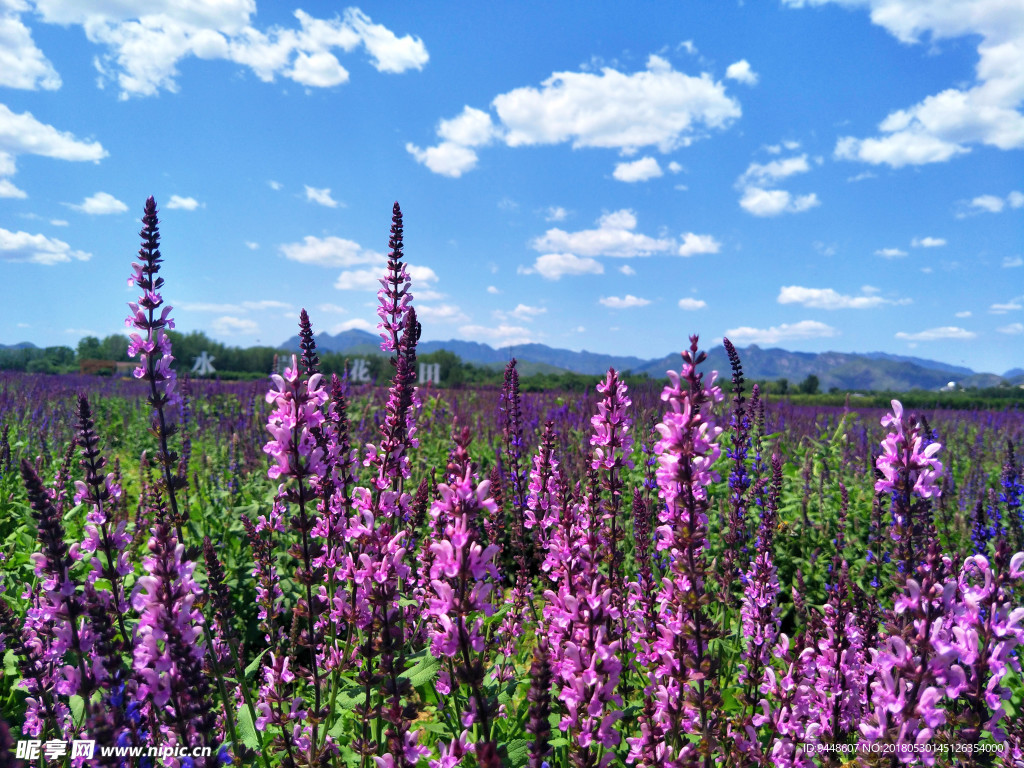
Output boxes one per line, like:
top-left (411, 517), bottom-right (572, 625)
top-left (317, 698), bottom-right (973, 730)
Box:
top-left (0, 226), bottom-right (91, 265)
top-left (678, 297), bottom-right (707, 310)
top-left (29, 5), bottom-right (427, 99)
top-left (0, 178), bottom-right (26, 198)
top-left (330, 318), bottom-right (375, 333)
top-left (739, 155), bottom-right (811, 187)
top-left (678, 232), bottom-right (721, 257)
top-left (438, 106), bottom-right (498, 147)
top-left (409, 53), bottom-right (740, 176)
top-left (667, 161), bottom-right (683, 173)
top-left (211, 315), bottom-right (259, 336)
top-left (1009, 191), bottom-right (1024, 208)
top-left (875, 247), bottom-right (907, 258)
top-left (279, 235), bottom-right (382, 267)
top-left (848, 170), bottom-right (877, 182)
top-left (458, 323), bottom-right (534, 347)
top-left (1003, 256), bottom-right (1023, 268)
top-left (304, 185), bottom-right (340, 208)
top-left (245, 241), bottom-right (259, 250)
top-left (895, 326), bottom-right (976, 341)
top-left (600, 294), bottom-right (650, 309)
top-left (911, 236), bottom-right (946, 248)
top-left (612, 156), bottom-right (662, 182)
top-left (955, 310), bottom-right (972, 318)
top-left (49, 219), bottom-right (67, 226)
top-left (725, 59), bottom-right (758, 85)
top-left (166, 194), bottom-right (200, 210)
top-left (268, 180), bottom-right (282, 191)
top-left (739, 187), bottom-right (820, 216)
top-left (802, 0), bottom-right (1024, 168)
top-left (777, 285), bottom-right (908, 309)
top-left (521, 252), bottom-right (604, 280)
top-left (317, 303), bottom-right (348, 314)
top-left (287, 51), bottom-right (348, 87)
top-left (0, 104), bottom-right (107, 169)
top-left (990, 300), bottom-right (1023, 314)
top-left (68, 191), bottom-right (127, 215)
top-left (486, 285), bottom-right (500, 294)
top-left (417, 303), bottom-right (469, 323)
top-left (177, 301), bottom-right (245, 313)
top-left (406, 141), bottom-right (479, 177)
top-left (243, 300), bottom-right (291, 311)
top-left (0, 8), bottom-right (61, 90)
top-left (531, 209), bottom-right (674, 258)
top-left (335, 263), bottom-right (438, 291)
top-left (724, 320), bottom-right (838, 345)
top-left (545, 206), bottom-right (568, 222)
top-left (619, 264), bottom-right (636, 275)
top-left (736, 153), bottom-right (818, 216)
top-left (509, 303), bottom-right (546, 321)
top-left (968, 194), bottom-right (1005, 213)
top-left (998, 322), bottom-right (1024, 335)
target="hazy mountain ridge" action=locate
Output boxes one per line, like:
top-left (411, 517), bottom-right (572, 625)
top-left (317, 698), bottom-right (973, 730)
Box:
top-left (280, 330), bottom-right (1015, 392)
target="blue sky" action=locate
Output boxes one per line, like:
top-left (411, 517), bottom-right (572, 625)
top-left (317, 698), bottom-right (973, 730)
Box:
top-left (1, 0), bottom-right (1022, 374)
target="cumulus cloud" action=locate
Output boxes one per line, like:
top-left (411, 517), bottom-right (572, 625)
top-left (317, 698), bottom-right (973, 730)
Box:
top-left (330, 318), bottom-right (375, 333)
top-left (777, 285), bottom-right (909, 309)
top-left (509, 303), bottom-right (547, 321)
top-left (458, 323), bottom-right (533, 347)
top-left (24, 5), bottom-right (427, 99)
top-left (990, 300), bottom-right (1023, 314)
top-left (736, 153), bottom-right (818, 216)
top-left (739, 187), bottom-right (820, 216)
top-left (416, 303), bottom-right (469, 323)
top-left (279, 235), bottom-right (382, 267)
top-left (531, 209), bottom-right (674, 259)
top-left (0, 226), bottom-right (91, 265)
top-left (0, 7), bottom-right (61, 90)
top-left (545, 206), bottom-right (568, 222)
top-left (725, 59), bottom-right (758, 85)
top-left (166, 194), bottom-right (200, 210)
top-left (968, 194), bottom-right (1005, 213)
top-left (0, 178), bottom-right (26, 198)
top-left (955, 310), bottom-right (972, 318)
top-left (960, 190), bottom-right (1024, 216)
top-left (619, 265), bottom-right (636, 275)
top-left (678, 297), bottom-right (707, 310)
top-left (1003, 256), bottom-right (1023, 268)
top-left (0, 104), bottom-right (107, 193)
top-left (486, 285), bottom-right (500, 294)
top-left (875, 247), bottom-right (907, 258)
top-left (677, 232), bottom-right (721, 257)
top-left (600, 294), bottom-right (650, 309)
top-left (997, 322), bottom-right (1024, 335)
top-left (612, 156), bottom-right (662, 182)
top-left (799, 0), bottom-right (1024, 167)
top-left (409, 53), bottom-right (740, 176)
top-left (335, 263), bottom-right (437, 291)
top-left (911, 236), bottom-right (946, 248)
top-left (894, 326), bottom-right (976, 341)
top-left (520, 253), bottom-right (604, 280)
top-left (724, 320), bottom-right (838, 345)
top-left (67, 191), bottom-right (127, 214)
top-left (304, 185), bottom-right (341, 208)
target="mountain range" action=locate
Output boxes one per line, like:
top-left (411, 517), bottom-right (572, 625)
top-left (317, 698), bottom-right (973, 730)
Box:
top-left (281, 330), bottom-right (1024, 392)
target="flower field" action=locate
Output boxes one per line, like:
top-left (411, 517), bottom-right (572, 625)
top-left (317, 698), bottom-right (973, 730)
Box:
top-left (1, 199), bottom-right (1024, 768)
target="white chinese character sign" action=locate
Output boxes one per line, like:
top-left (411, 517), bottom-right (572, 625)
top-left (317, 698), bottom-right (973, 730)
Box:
top-left (349, 358), bottom-right (370, 383)
top-left (191, 351), bottom-right (216, 376)
top-left (418, 362), bottom-right (441, 384)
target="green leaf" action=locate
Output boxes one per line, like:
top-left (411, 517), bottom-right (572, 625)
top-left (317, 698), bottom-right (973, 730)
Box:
top-left (244, 647), bottom-right (272, 679)
top-left (3, 649), bottom-right (17, 678)
top-left (505, 738), bottom-right (529, 768)
top-left (235, 704), bottom-right (262, 751)
top-left (401, 650), bottom-right (441, 688)
top-left (69, 695), bottom-right (85, 728)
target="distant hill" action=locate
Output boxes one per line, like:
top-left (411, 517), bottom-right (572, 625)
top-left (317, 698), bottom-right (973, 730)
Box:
top-left (280, 332), bottom-right (1010, 392)
top-left (0, 342), bottom-right (38, 350)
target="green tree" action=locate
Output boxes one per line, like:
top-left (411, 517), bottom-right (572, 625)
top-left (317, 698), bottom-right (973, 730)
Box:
top-left (799, 374), bottom-right (820, 395)
top-left (77, 336), bottom-right (103, 360)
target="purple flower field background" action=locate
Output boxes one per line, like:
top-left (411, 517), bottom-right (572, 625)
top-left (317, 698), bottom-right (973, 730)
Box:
top-left (1, 199), bottom-right (1024, 768)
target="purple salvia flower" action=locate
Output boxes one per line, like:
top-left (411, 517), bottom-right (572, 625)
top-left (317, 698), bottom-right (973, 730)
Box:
top-left (590, 368), bottom-right (633, 588)
top-left (125, 196), bottom-right (188, 538)
top-left (0, 597), bottom-right (65, 739)
top-left (131, 515), bottom-right (218, 765)
top-left (646, 336), bottom-right (724, 766)
top-left (377, 202), bottom-right (411, 354)
top-left (525, 642), bottom-right (553, 768)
